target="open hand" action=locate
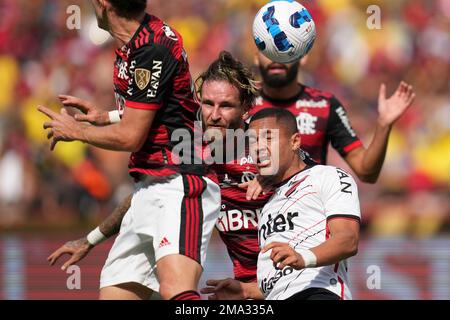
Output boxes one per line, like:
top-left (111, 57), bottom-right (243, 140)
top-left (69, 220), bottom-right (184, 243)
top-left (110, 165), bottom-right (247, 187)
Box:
top-left (47, 238), bottom-right (94, 271)
top-left (377, 82), bottom-right (416, 127)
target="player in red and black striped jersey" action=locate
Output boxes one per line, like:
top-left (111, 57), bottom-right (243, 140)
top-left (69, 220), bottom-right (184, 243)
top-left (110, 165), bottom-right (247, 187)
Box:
top-left (196, 52), bottom-right (273, 283)
top-left (40, 0), bottom-right (221, 301)
top-left (198, 52), bottom-right (319, 284)
top-left (251, 52), bottom-right (415, 183)
top-left (48, 52), bottom-right (277, 293)
top-left (113, 13), bottom-right (204, 178)
top-left (252, 88), bottom-right (361, 165)
top-left (213, 147), bottom-right (267, 283)
top-left (47, 51), bottom-right (276, 296)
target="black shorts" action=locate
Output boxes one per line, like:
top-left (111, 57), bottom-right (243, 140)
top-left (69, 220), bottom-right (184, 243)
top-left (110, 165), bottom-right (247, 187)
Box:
top-left (287, 288), bottom-right (341, 300)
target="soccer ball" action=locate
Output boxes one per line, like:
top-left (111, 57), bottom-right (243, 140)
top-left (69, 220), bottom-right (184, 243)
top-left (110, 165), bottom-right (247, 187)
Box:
top-left (253, 0), bottom-right (316, 64)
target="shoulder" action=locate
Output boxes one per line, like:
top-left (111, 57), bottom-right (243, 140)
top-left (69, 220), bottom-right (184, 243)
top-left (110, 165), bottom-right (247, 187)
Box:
top-left (129, 15), bottom-right (185, 62)
top-left (302, 85), bottom-right (335, 101)
top-left (301, 85), bottom-right (345, 110)
top-left (310, 165), bottom-right (355, 186)
top-left (147, 15), bottom-right (184, 61)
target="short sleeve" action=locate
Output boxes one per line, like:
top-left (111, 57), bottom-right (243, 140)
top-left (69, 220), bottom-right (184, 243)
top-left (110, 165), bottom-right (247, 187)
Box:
top-left (320, 166), bottom-right (361, 222)
top-left (125, 43), bottom-right (179, 110)
top-left (327, 96), bottom-right (363, 157)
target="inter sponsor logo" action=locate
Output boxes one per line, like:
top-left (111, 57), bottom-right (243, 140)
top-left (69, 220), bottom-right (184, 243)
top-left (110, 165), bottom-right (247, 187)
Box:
top-left (259, 212), bottom-right (298, 241)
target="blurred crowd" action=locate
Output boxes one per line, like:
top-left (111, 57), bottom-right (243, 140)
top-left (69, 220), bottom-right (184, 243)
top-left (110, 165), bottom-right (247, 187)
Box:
top-left (0, 0), bottom-right (449, 236)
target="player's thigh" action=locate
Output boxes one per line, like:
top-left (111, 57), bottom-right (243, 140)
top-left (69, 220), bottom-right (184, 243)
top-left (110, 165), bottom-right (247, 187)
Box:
top-left (153, 175), bottom-right (220, 296)
top-left (100, 189), bottom-right (159, 293)
top-left (99, 282), bottom-right (154, 300)
top-left (153, 175), bottom-right (220, 263)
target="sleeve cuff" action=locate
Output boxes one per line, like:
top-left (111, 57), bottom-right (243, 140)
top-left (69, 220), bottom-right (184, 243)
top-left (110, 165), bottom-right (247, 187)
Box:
top-left (327, 215), bottom-right (361, 223)
top-left (343, 140), bottom-right (363, 154)
top-left (126, 100), bottom-right (162, 110)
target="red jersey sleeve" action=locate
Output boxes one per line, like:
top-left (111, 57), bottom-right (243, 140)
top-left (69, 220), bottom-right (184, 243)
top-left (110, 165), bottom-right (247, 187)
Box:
top-left (327, 96), bottom-right (363, 157)
top-left (125, 43), bottom-right (179, 110)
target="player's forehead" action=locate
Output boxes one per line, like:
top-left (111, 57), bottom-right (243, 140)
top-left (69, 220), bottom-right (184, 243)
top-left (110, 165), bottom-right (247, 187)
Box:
top-left (201, 80), bottom-right (240, 102)
top-left (249, 117), bottom-right (279, 131)
top-left (248, 117), bottom-right (283, 138)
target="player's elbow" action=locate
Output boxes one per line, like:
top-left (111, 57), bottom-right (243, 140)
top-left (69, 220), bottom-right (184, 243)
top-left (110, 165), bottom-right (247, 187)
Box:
top-left (336, 232), bottom-right (359, 258)
top-left (354, 169), bottom-right (379, 184)
top-left (344, 234), bottom-right (359, 257)
top-left (357, 173), bottom-right (378, 184)
top-left (348, 243), bottom-right (358, 257)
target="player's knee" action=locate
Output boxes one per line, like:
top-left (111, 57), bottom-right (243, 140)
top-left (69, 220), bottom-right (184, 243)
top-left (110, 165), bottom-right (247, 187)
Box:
top-left (159, 282), bottom-right (196, 300)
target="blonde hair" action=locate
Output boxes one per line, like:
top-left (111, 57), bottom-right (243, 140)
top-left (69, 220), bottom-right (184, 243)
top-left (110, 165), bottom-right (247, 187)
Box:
top-left (196, 51), bottom-right (259, 111)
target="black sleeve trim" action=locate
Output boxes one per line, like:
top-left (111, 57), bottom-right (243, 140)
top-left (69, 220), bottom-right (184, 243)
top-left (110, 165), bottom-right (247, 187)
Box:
top-left (327, 215), bottom-right (361, 224)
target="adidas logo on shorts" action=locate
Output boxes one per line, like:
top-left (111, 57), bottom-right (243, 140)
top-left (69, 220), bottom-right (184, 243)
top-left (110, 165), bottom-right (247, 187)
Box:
top-left (159, 237), bottom-right (171, 248)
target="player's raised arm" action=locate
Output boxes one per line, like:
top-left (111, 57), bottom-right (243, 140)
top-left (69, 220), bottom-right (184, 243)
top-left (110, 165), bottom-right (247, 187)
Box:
top-left (343, 81), bottom-right (415, 183)
top-left (40, 40), bottom-right (178, 152)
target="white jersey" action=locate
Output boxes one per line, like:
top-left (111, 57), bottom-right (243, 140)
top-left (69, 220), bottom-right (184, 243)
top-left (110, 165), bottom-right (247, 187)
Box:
top-left (257, 164), bottom-right (361, 300)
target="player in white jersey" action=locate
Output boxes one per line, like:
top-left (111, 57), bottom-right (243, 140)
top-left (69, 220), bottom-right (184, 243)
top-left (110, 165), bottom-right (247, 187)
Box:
top-left (202, 108), bottom-right (360, 300)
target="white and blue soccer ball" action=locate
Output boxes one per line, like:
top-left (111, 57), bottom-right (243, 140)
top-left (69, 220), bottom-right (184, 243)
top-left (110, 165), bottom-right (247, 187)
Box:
top-left (253, 0), bottom-right (316, 64)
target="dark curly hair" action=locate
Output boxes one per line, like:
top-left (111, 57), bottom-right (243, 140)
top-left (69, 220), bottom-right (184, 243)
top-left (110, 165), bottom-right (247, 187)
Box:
top-left (107, 0), bottom-right (147, 18)
top-left (196, 51), bottom-right (258, 111)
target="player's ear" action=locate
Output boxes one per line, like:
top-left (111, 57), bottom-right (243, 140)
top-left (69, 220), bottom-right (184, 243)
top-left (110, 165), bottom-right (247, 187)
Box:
top-left (300, 55), bottom-right (309, 67)
top-left (291, 132), bottom-right (302, 151)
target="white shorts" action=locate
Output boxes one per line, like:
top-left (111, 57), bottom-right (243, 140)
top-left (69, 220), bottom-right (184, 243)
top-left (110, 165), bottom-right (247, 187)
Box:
top-left (100, 174), bottom-right (221, 292)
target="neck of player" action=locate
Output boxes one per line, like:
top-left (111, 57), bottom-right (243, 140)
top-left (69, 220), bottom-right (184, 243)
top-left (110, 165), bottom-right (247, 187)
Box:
top-left (262, 81), bottom-right (301, 101)
top-left (109, 12), bottom-right (147, 48)
top-left (278, 155), bottom-right (307, 184)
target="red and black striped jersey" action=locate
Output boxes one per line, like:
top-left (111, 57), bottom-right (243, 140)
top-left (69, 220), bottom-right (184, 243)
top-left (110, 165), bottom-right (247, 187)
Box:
top-left (250, 86), bottom-right (362, 164)
top-left (113, 14), bottom-right (204, 178)
top-left (214, 150), bottom-right (272, 283)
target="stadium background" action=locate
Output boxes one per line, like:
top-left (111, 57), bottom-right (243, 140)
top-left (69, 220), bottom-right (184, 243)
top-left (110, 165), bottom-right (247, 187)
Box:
top-left (0, 0), bottom-right (449, 299)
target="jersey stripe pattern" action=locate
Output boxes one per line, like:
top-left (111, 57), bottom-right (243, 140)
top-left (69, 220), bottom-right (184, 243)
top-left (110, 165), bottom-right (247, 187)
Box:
top-left (113, 14), bottom-right (204, 178)
top-left (214, 148), bottom-right (272, 282)
top-left (257, 164), bottom-right (361, 300)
